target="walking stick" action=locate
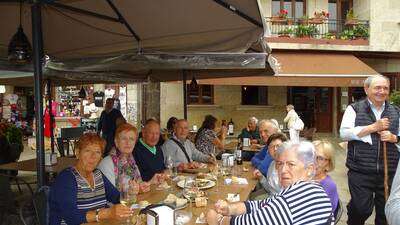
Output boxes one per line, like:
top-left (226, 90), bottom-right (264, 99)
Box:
top-left (383, 141), bottom-right (389, 202)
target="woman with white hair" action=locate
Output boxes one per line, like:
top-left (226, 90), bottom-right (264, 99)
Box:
top-left (206, 141), bottom-right (334, 225)
top-left (284, 104), bottom-right (301, 143)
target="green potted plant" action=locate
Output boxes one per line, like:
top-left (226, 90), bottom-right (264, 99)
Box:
top-left (278, 27), bottom-right (293, 37)
top-left (298, 15), bottom-right (309, 25)
top-left (345, 8), bottom-right (359, 26)
top-left (0, 123), bottom-right (23, 164)
top-left (390, 91), bottom-right (400, 107)
top-left (353, 24), bottom-right (369, 39)
top-left (295, 24), bottom-right (318, 38)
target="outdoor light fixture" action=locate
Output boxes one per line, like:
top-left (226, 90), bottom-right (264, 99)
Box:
top-left (190, 76), bottom-right (198, 89)
top-left (8, 1), bottom-right (32, 64)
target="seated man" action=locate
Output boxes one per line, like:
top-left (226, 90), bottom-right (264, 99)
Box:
top-left (162, 119), bottom-right (215, 166)
top-left (134, 119), bottom-right (166, 182)
top-left (251, 119), bottom-right (279, 177)
top-left (238, 117), bottom-right (260, 144)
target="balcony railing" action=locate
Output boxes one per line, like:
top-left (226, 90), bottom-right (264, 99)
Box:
top-left (265, 17), bottom-right (369, 41)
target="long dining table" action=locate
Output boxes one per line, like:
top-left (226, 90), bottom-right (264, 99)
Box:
top-left (85, 162), bottom-right (257, 225)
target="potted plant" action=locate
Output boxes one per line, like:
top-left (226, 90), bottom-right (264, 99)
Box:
top-left (390, 91), bottom-right (400, 107)
top-left (310, 10), bottom-right (329, 24)
top-left (298, 15), bottom-right (309, 25)
top-left (278, 27), bottom-right (293, 37)
top-left (345, 8), bottom-right (359, 25)
top-left (353, 24), bottom-right (369, 39)
top-left (295, 24), bottom-right (318, 38)
top-left (271, 9), bottom-right (289, 25)
top-left (0, 122), bottom-right (23, 164)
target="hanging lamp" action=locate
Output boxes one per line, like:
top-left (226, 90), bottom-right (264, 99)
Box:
top-left (190, 76), bottom-right (198, 90)
top-left (8, 0), bottom-right (32, 64)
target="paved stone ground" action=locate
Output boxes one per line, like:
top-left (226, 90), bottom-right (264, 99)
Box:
top-left (4, 134), bottom-right (379, 225)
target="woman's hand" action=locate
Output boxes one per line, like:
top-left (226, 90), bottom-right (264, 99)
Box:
top-left (215, 200), bottom-right (230, 216)
top-left (206, 209), bottom-right (221, 225)
top-left (139, 181), bottom-right (151, 193)
top-left (129, 180), bottom-right (140, 194)
top-left (108, 204), bottom-right (133, 219)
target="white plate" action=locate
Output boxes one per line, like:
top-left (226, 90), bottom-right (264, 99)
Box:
top-left (177, 179), bottom-right (216, 189)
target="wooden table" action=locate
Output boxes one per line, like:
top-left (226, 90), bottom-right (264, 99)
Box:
top-left (224, 142), bottom-right (263, 153)
top-left (85, 162), bottom-right (257, 225)
top-left (0, 157), bottom-right (77, 173)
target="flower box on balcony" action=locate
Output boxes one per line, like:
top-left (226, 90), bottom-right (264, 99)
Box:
top-left (271, 16), bottom-right (287, 25)
top-left (345, 19), bottom-right (359, 26)
top-left (309, 18), bottom-right (325, 25)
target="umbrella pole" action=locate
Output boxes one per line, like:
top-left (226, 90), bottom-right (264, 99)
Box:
top-left (32, 1), bottom-right (46, 187)
top-left (383, 141), bottom-right (389, 201)
top-left (182, 70), bottom-right (187, 120)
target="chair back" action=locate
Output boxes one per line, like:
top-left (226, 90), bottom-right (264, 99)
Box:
top-left (60, 127), bottom-right (84, 140)
top-left (334, 199), bottom-right (343, 224)
top-left (33, 186), bottom-right (50, 225)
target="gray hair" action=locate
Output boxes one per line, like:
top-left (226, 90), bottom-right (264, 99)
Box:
top-left (277, 141), bottom-right (316, 170)
top-left (259, 119), bottom-right (279, 132)
top-left (248, 116), bottom-right (258, 124)
top-left (286, 104), bottom-right (294, 110)
top-left (364, 75), bottom-right (389, 88)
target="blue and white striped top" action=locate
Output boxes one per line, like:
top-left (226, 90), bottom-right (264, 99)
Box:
top-left (231, 181), bottom-right (334, 225)
top-left (50, 167), bottom-right (120, 225)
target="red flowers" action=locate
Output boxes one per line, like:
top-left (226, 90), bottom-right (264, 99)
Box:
top-left (278, 9), bottom-right (288, 18)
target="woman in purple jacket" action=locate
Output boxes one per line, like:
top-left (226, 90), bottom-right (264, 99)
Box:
top-left (313, 140), bottom-right (340, 216)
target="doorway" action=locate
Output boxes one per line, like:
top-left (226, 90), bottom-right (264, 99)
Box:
top-left (288, 87), bottom-right (333, 132)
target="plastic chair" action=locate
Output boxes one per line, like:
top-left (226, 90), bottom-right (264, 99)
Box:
top-left (20, 186), bottom-right (50, 225)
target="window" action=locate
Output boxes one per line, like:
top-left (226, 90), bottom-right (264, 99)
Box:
top-left (241, 86), bottom-right (268, 105)
top-left (272, 0), bottom-right (306, 19)
top-left (187, 84), bottom-right (214, 105)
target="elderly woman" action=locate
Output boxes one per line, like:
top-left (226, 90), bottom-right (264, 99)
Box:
top-left (195, 115), bottom-right (226, 155)
top-left (98, 123), bottom-right (163, 193)
top-left (206, 141), bottom-right (334, 225)
top-left (50, 133), bottom-right (132, 225)
top-left (313, 140), bottom-right (339, 216)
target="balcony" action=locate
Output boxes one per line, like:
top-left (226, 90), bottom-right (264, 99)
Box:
top-left (265, 17), bottom-right (370, 46)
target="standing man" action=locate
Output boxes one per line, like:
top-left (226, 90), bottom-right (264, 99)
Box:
top-left (340, 75), bottom-right (400, 225)
top-left (97, 98), bottom-right (124, 156)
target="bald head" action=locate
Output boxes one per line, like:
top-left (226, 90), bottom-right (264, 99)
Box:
top-left (142, 120), bottom-right (160, 147)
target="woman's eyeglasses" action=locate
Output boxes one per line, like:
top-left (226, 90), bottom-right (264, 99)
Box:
top-left (316, 156), bottom-right (329, 162)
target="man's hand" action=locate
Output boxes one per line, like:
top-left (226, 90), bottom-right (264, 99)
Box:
top-left (373, 118), bottom-right (390, 132)
top-left (253, 169), bottom-right (262, 179)
top-left (379, 130), bottom-right (397, 143)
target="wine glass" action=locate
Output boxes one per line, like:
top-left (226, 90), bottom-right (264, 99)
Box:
top-left (120, 179), bottom-right (136, 224)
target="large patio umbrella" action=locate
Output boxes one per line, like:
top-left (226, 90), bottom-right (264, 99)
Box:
top-left (0, 0), bottom-right (274, 187)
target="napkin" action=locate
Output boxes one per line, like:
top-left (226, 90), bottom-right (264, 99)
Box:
top-left (225, 177), bottom-right (248, 185)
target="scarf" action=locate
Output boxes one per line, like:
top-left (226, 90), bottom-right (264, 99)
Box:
top-left (109, 147), bottom-right (142, 189)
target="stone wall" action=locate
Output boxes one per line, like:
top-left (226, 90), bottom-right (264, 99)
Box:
top-left (160, 83), bottom-right (288, 133)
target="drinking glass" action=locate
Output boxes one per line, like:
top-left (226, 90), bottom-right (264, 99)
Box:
top-left (120, 180), bottom-right (136, 224)
top-left (166, 155), bottom-right (174, 176)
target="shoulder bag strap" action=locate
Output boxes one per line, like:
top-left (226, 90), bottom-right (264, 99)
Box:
top-left (171, 138), bottom-right (192, 163)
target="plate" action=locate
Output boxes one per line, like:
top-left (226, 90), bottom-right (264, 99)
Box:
top-left (177, 179), bottom-right (216, 190)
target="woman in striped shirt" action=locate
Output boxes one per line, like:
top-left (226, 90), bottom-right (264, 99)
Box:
top-left (50, 133), bottom-right (132, 225)
top-left (206, 141), bottom-right (334, 225)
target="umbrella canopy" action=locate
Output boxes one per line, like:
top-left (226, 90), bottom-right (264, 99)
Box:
top-left (1, 0), bottom-right (265, 59)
